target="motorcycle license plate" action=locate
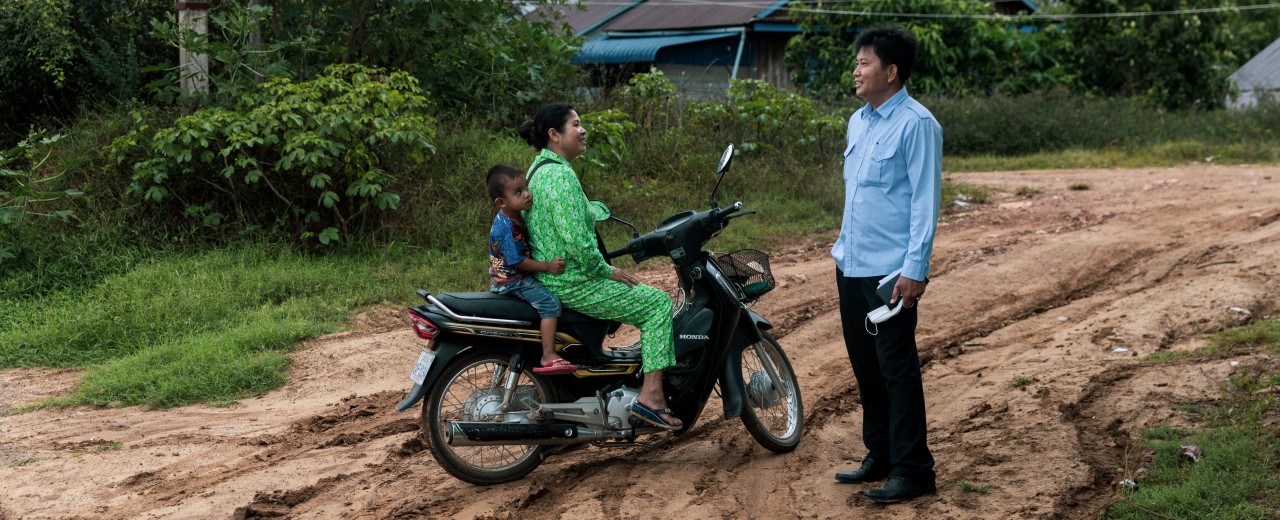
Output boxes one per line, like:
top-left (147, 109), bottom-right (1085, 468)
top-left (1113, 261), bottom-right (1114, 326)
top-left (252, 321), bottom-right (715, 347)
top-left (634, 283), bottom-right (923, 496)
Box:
top-left (409, 350), bottom-right (435, 385)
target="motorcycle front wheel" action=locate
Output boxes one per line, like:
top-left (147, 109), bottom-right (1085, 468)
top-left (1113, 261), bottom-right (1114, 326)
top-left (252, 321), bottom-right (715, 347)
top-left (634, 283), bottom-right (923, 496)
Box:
top-left (423, 350), bottom-right (552, 485)
top-left (739, 330), bottom-right (804, 453)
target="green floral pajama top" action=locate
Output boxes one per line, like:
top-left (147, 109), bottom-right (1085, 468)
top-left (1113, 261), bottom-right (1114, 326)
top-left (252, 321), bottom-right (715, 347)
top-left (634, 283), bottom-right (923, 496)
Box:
top-left (524, 149), bottom-right (675, 373)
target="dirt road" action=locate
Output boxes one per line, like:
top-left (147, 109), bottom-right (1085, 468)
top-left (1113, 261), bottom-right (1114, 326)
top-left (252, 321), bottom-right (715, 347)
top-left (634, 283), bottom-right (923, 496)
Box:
top-left (2, 164), bottom-right (1277, 519)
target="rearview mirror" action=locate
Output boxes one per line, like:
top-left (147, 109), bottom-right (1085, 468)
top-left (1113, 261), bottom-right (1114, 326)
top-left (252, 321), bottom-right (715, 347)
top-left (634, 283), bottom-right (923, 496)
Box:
top-left (716, 143), bottom-right (734, 174)
top-left (710, 144), bottom-right (734, 209)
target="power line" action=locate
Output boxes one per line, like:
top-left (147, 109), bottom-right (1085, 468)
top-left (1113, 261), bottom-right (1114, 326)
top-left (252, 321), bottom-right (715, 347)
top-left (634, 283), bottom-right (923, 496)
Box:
top-left (787, 2), bottom-right (1280, 20)
top-left (564, 0), bottom-right (1280, 20)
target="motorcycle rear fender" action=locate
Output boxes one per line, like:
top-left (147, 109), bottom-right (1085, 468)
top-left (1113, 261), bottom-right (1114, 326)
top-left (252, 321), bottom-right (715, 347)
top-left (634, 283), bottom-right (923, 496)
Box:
top-left (718, 309), bottom-right (774, 420)
top-left (395, 341), bottom-right (466, 412)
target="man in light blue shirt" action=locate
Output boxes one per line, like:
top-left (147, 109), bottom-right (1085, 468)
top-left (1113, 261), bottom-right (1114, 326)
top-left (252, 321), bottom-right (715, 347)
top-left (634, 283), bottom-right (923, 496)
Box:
top-left (831, 26), bottom-right (941, 504)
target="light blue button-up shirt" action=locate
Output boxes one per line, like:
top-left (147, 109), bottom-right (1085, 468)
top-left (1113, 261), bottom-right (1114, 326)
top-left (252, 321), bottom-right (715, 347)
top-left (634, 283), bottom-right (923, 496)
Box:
top-left (831, 88), bottom-right (942, 281)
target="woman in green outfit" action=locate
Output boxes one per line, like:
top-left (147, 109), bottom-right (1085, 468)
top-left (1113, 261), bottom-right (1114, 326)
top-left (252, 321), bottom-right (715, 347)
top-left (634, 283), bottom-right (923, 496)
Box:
top-left (518, 103), bottom-right (682, 430)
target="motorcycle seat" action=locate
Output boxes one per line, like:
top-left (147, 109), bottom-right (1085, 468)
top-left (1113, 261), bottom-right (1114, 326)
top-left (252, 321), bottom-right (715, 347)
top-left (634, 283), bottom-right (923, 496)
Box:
top-left (434, 292), bottom-right (597, 325)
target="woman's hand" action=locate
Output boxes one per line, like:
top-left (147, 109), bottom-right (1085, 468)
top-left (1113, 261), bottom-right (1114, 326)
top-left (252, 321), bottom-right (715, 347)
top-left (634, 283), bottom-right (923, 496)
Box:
top-left (609, 266), bottom-right (638, 287)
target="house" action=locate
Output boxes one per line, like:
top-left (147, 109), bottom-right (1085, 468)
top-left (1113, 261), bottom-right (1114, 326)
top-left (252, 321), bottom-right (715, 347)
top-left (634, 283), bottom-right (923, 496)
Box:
top-left (991, 0), bottom-right (1039, 16)
top-left (1228, 36), bottom-right (1280, 110)
top-left (532, 0), bottom-right (798, 98)
top-left (531, 0), bottom-right (1039, 97)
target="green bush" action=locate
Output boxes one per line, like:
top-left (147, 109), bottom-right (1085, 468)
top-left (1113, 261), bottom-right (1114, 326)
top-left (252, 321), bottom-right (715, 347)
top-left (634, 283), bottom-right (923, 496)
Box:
top-left (0, 0), bottom-right (171, 144)
top-left (577, 109), bottom-right (636, 175)
top-left (927, 89), bottom-right (1148, 156)
top-left (689, 79), bottom-right (847, 157)
top-left (617, 68), bottom-right (681, 133)
top-left (147, 1), bottom-right (320, 106)
top-left (929, 91), bottom-right (1280, 157)
top-left (109, 64), bottom-right (436, 244)
top-left (0, 131), bottom-right (84, 267)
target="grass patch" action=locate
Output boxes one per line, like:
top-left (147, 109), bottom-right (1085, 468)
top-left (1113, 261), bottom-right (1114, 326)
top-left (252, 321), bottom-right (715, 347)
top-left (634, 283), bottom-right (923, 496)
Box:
top-left (1108, 426), bottom-right (1279, 519)
top-left (957, 480), bottom-right (992, 494)
top-left (1015, 186), bottom-right (1043, 196)
top-left (943, 179), bottom-right (994, 209)
top-left (1110, 318), bottom-right (1280, 519)
top-left (1009, 376), bottom-right (1038, 389)
top-left (1213, 318), bottom-right (1280, 352)
top-left (1068, 183), bottom-right (1091, 191)
top-left (1146, 318), bottom-right (1280, 363)
top-left (10, 456), bottom-right (38, 467)
top-left (1, 241), bottom-right (488, 409)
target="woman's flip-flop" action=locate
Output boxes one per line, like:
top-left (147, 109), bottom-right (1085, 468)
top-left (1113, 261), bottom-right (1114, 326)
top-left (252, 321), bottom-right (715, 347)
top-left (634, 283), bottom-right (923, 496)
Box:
top-left (532, 358), bottom-right (577, 375)
top-left (629, 399), bottom-right (682, 431)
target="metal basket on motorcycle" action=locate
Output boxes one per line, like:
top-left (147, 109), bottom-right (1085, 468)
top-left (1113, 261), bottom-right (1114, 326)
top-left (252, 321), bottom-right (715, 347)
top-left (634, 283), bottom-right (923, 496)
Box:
top-left (714, 249), bottom-right (775, 301)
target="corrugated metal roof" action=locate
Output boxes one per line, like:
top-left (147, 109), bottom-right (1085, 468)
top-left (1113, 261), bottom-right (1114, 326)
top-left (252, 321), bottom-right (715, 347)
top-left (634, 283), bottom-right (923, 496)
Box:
top-left (573, 32), bottom-right (738, 64)
top-left (1231, 37), bottom-right (1280, 91)
top-left (526, 2), bottom-right (636, 36)
top-left (604, 0), bottom-right (769, 31)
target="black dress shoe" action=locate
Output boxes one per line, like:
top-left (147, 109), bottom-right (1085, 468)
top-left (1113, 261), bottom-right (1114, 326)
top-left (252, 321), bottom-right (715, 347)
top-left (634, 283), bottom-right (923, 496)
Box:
top-left (834, 458), bottom-right (890, 484)
top-left (863, 476), bottom-right (937, 503)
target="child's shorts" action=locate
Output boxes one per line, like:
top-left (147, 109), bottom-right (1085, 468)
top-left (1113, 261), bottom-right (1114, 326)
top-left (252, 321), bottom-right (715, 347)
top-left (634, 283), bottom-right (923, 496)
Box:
top-left (492, 276), bottom-right (561, 319)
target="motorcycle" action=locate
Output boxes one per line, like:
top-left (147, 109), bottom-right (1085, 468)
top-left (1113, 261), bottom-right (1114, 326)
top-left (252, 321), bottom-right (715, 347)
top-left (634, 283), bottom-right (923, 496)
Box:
top-left (394, 144), bottom-right (804, 485)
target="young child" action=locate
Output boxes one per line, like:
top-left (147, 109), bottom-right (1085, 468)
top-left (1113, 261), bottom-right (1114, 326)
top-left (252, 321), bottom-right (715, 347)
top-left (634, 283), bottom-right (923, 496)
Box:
top-left (486, 164), bottom-right (574, 375)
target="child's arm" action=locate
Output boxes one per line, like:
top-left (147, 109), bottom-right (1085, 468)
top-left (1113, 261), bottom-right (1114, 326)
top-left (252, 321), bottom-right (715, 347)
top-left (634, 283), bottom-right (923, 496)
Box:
top-left (516, 257), bottom-right (565, 274)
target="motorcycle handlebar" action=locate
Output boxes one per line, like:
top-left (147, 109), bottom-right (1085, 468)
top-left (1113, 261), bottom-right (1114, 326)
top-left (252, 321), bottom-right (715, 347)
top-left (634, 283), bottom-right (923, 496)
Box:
top-left (604, 241), bottom-right (641, 261)
top-left (604, 201), bottom-right (747, 261)
top-left (714, 201), bottom-right (744, 220)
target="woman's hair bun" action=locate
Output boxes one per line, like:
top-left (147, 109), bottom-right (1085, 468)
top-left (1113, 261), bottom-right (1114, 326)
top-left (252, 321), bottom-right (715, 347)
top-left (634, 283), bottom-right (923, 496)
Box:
top-left (518, 120), bottom-right (538, 148)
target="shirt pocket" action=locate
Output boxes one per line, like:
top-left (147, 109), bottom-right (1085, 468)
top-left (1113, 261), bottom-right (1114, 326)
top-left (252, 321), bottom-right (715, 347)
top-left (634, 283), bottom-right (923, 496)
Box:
top-left (859, 145), bottom-right (897, 188)
top-left (842, 141), bottom-right (856, 179)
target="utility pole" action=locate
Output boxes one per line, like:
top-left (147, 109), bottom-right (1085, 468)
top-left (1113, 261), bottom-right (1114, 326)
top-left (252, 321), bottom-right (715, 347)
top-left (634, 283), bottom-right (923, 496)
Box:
top-left (177, 1), bottom-right (210, 93)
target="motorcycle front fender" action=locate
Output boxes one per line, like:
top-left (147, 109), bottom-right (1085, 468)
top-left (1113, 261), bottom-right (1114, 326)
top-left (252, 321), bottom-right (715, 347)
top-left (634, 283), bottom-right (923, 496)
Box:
top-left (719, 308), bottom-right (775, 420)
top-left (395, 342), bottom-right (465, 412)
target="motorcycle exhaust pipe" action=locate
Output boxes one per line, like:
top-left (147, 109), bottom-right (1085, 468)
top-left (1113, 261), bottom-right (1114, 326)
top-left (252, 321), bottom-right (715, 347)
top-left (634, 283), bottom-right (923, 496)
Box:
top-left (446, 422), bottom-right (608, 446)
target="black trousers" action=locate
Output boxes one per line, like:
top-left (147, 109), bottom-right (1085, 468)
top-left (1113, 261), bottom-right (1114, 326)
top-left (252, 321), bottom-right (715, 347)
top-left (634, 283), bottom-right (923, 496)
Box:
top-left (836, 269), bottom-right (935, 480)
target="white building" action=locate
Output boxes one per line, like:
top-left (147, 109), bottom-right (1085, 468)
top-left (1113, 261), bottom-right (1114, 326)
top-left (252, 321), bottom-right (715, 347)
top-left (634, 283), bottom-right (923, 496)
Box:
top-left (1228, 37), bottom-right (1280, 110)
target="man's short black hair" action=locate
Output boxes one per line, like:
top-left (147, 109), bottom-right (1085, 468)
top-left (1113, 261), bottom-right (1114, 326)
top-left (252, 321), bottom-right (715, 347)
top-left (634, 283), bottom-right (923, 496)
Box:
top-left (854, 26), bottom-right (917, 86)
top-left (486, 164), bottom-right (523, 201)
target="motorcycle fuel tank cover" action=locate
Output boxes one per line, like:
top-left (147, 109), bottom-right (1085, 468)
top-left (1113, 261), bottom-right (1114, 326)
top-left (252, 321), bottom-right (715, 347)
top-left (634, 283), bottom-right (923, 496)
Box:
top-left (674, 308), bottom-right (714, 357)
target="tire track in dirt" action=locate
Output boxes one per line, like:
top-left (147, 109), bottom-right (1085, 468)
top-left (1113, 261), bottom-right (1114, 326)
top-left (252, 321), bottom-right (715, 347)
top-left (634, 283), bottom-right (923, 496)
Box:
top-left (373, 275), bottom-right (847, 518)
top-left (1053, 364), bottom-right (1140, 519)
top-left (105, 392), bottom-right (415, 518)
top-left (307, 269), bottom-right (843, 518)
top-left (2, 165), bottom-right (1277, 519)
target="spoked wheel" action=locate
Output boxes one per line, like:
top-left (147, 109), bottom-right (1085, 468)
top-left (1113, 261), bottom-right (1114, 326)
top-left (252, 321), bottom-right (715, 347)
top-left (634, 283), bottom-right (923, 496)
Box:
top-left (422, 350), bottom-right (553, 485)
top-left (739, 330), bottom-right (804, 453)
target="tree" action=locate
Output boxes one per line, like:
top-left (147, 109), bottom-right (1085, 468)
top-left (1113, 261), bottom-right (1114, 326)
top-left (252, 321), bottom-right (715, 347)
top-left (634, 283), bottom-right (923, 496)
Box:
top-left (0, 0), bottom-right (172, 143)
top-left (1062, 0), bottom-right (1238, 109)
top-left (253, 0), bottom-right (583, 124)
top-left (784, 0), bottom-right (1033, 98)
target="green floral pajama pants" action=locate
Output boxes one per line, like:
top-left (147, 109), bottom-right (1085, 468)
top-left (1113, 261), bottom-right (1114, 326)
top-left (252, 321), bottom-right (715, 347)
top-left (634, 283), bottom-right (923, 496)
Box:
top-left (553, 278), bottom-right (675, 373)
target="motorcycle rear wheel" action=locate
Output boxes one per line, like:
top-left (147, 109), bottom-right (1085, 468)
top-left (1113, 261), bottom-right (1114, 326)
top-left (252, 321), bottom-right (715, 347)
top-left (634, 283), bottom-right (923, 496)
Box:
top-left (739, 331), bottom-right (804, 453)
top-left (423, 350), bottom-right (552, 485)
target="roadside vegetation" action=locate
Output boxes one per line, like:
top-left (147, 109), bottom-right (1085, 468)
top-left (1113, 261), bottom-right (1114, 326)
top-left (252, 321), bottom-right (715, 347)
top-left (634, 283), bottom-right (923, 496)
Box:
top-left (3, 0), bottom-right (1280, 414)
top-left (1108, 318), bottom-right (1280, 519)
top-left (3, 3), bottom-right (1278, 515)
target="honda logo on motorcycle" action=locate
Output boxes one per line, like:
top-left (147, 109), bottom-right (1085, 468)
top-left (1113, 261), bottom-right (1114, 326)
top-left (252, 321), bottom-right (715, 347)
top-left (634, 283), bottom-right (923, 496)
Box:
top-left (679, 334), bottom-right (710, 340)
